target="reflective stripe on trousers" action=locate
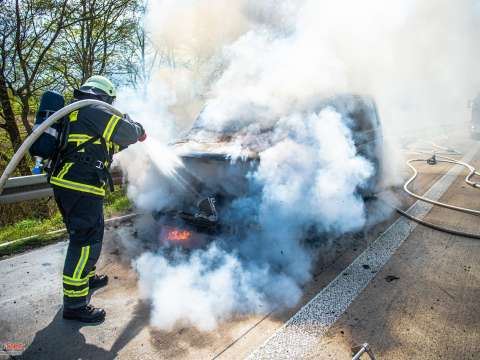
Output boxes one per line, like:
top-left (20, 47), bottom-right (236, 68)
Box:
top-left (63, 242), bottom-right (102, 308)
top-left (53, 187), bottom-right (105, 309)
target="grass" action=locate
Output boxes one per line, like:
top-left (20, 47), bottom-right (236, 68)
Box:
top-left (0, 213), bottom-right (64, 244)
top-left (0, 187), bottom-right (132, 257)
top-left (104, 188), bottom-right (132, 217)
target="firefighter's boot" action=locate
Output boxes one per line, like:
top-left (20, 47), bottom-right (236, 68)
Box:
top-left (89, 274), bottom-right (109, 290)
top-left (63, 304), bottom-right (106, 323)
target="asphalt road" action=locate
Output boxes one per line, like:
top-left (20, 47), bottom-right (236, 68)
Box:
top-left (1, 136), bottom-right (479, 359)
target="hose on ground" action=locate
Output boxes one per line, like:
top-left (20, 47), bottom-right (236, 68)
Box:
top-left (431, 154), bottom-right (480, 189)
top-left (392, 205), bottom-right (480, 240)
top-left (406, 150), bottom-right (480, 188)
top-left (404, 157), bottom-right (480, 216)
top-left (392, 147), bottom-right (480, 240)
top-left (0, 100), bottom-right (123, 195)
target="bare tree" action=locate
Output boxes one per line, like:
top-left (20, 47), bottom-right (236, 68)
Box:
top-left (11, 0), bottom-right (78, 134)
top-left (0, 0), bottom-right (142, 175)
top-left (53, 0), bottom-right (140, 89)
top-left (121, 3), bottom-right (164, 92)
top-left (0, 0), bottom-right (80, 174)
top-left (0, 1), bottom-right (35, 174)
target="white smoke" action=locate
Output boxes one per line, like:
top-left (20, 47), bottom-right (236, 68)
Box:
top-left (130, 107), bottom-right (373, 330)
top-left (116, 0), bottom-right (480, 331)
top-left (255, 109), bottom-right (373, 235)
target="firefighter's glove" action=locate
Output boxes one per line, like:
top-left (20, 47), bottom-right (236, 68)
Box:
top-left (136, 122), bottom-right (147, 142)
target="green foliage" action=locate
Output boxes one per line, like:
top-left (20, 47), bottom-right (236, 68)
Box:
top-left (0, 197), bottom-right (57, 227)
top-left (104, 186), bottom-right (133, 217)
top-left (0, 124), bottom-right (34, 177)
top-left (0, 213), bottom-right (64, 245)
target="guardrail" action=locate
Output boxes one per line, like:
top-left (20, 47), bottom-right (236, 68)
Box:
top-left (0, 170), bottom-right (123, 204)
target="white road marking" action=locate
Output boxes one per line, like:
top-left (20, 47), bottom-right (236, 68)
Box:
top-left (247, 144), bottom-right (480, 360)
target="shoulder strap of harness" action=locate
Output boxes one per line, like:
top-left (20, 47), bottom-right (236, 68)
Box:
top-left (98, 137), bottom-right (115, 192)
top-left (60, 136), bottom-right (115, 192)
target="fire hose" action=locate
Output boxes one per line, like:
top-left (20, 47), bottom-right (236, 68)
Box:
top-left (390, 150), bottom-right (480, 240)
top-left (404, 155), bottom-right (480, 215)
top-left (0, 99), bottom-right (123, 195)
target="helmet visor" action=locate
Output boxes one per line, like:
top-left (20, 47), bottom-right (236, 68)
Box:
top-left (74, 87), bottom-right (115, 104)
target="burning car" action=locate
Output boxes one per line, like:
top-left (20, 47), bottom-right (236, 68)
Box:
top-left (154, 94), bottom-right (383, 248)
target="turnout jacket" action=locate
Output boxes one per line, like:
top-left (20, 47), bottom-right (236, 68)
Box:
top-left (50, 104), bottom-right (142, 197)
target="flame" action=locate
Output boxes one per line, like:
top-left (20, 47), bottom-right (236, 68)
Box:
top-left (166, 229), bottom-right (192, 242)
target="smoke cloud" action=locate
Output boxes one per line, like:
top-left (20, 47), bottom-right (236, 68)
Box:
top-left (115, 0), bottom-right (480, 331)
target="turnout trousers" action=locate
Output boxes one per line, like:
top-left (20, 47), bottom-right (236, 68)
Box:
top-left (53, 187), bottom-right (105, 309)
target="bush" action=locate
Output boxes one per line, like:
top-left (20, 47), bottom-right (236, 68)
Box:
top-left (0, 198), bottom-right (58, 227)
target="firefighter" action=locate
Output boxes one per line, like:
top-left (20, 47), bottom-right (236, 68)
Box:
top-left (51, 75), bottom-right (146, 323)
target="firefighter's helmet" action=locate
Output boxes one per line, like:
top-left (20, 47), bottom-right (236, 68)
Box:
top-left (74, 75), bottom-right (116, 104)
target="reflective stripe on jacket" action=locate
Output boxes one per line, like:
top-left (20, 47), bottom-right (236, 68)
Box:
top-left (50, 104), bottom-right (142, 197)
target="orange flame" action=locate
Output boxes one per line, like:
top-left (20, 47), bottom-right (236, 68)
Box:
top-left (166, 229), bottom-right (192, 242)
